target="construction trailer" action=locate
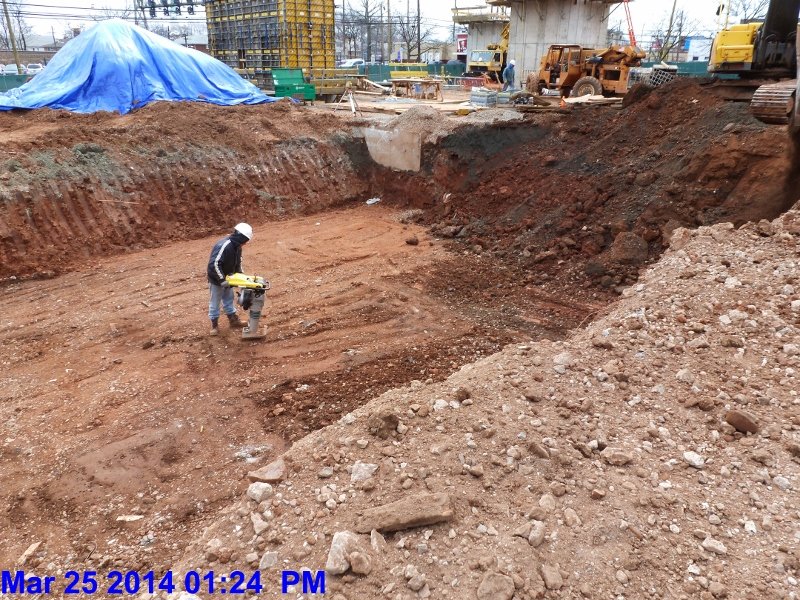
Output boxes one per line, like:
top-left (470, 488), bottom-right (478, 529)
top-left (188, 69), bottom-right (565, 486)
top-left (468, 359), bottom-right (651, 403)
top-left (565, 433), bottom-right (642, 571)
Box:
top-left (205, 0), bottom-right (336, 90)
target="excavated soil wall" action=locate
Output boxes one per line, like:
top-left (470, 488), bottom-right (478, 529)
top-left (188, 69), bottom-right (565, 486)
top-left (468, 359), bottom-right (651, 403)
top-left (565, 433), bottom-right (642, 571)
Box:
top-left (1, 80), bottom-right (798, 577)
top-left (375, 80), bottom-right (796, 289)
top-left (0, 80), bottom-right (796, 285)
top-left (0, 103), bottom-right (372, 280)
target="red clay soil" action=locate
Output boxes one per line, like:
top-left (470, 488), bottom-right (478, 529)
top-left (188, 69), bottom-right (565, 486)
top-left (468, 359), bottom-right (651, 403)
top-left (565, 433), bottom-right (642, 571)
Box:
top-left (378, 79), bottom-right (796, 288)
top-left (0, 79), bottom-right (795, 575)
top-left (0, 101), bottom-right (371, 280)
top-left (1, 80), bottom-right (794, 290)
top-left (0, 206), bottom-right (600, 570)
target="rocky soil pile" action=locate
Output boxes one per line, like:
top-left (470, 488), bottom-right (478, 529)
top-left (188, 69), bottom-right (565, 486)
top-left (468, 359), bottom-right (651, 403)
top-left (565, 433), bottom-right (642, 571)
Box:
top-left (169, 208), bottom-right (800, 598)
top-left (382, 106), bottom-right (460, 144)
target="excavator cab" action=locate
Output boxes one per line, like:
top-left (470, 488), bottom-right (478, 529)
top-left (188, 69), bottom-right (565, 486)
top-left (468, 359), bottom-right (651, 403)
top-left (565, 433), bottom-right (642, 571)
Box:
top-left (710, 2), bottom-right (798, 77)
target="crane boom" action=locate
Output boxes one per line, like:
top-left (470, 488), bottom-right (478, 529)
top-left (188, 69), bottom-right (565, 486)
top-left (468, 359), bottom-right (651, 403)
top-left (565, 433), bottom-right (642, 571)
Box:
top-left (623, 0), bottom-right (637, 49)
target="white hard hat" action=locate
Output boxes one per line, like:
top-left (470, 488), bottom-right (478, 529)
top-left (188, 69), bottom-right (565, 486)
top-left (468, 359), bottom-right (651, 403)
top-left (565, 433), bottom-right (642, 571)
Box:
top-left (234, 222), bottom-right (253, 240)
top-left (510, 59), bottom-right (516, 66)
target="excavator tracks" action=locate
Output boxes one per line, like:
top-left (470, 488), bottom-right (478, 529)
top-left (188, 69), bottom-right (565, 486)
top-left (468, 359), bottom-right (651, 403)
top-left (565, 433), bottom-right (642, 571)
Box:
top-left (751, 80), bottom-right (798, 124)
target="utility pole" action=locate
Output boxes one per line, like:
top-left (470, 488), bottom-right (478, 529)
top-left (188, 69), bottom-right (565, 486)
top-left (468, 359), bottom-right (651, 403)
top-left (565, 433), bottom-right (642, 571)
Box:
top-left (406, 0), bottom-right (409, 61)
top-left (1, 0), bottom-right (22, 74)
top-left (416, 0), bottom-right (420, 62)
top-left (365, 0), bottom-right (371, 62)
top-left (342, 1), bottom-right (346, 58)
top-left (140, 0), bottom-right (150, 31)
top-left (386, 0), bottom-right (391, 62)
top-left (452, 0), bottom-right (456, 43)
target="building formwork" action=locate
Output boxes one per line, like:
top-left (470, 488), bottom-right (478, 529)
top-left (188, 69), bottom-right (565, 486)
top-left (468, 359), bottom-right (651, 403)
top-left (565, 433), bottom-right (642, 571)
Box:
top-left (205, 0), bottom-right (336, 89)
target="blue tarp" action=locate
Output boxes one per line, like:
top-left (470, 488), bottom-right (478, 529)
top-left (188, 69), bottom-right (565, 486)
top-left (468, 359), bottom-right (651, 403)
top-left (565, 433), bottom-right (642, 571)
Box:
top-left (0, 19), bottom-right (279, 114)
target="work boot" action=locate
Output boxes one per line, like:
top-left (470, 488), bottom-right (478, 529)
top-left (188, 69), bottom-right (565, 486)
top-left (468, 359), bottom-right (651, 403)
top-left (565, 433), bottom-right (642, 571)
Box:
top-left (209, 318), bottom-right (219, 336)
top-left (227, 313), bottom-right (245, 328)
top-left (241, 326), bottom-right (266, 340)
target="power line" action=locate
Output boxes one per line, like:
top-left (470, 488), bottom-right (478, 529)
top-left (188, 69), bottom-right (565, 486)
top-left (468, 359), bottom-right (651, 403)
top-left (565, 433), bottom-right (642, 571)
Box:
top-left (9, 1), bottom-right (457, 24)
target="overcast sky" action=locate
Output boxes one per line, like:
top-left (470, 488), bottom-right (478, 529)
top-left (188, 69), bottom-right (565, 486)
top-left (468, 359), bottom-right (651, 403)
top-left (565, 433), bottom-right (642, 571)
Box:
top-left (22, 0), bottom-right (731, 39)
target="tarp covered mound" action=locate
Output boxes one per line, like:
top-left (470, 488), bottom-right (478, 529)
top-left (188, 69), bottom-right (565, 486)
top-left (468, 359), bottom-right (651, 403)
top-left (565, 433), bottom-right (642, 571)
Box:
top-left (0, 19), bottom-right (279, 114)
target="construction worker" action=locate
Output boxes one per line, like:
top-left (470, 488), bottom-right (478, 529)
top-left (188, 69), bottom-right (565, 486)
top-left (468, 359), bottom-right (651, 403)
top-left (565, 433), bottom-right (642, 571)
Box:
top-left (207, 222), bottom-right (252, 336)
top-left (502, 59), bottom-right (516, 91)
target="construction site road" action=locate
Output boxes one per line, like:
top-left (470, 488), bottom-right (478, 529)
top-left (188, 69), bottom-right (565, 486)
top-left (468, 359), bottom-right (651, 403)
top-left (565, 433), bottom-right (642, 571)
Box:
top-left (0, 205), bottom-right (601, 569)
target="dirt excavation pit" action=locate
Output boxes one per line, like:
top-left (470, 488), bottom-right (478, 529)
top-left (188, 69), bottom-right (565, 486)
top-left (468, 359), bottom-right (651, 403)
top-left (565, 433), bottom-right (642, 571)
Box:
top-left (0, 206), bottom-right (601, 570)
top-left (1, 79), bottom-right (799, 588)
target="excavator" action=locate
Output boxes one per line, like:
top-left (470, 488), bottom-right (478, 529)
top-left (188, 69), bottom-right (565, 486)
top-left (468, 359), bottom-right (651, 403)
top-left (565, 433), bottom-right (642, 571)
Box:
top-left (708, 0), bottom-right (799, 124)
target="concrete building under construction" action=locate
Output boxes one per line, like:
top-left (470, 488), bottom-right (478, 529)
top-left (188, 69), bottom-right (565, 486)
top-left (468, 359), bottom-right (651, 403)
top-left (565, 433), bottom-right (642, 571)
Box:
top-left (205, 0), bottom-right (336, 88)
top-left (484, 0), bottom-right (624, 78)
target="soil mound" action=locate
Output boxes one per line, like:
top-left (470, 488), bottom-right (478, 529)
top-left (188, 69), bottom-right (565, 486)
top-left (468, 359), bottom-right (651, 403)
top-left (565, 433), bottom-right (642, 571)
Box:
top-left (620, 82), bottom-right (653, 108)
top-left (382, 78), bottom-right (792, 290)
top-left (384, 105), bottom-right (456, 142)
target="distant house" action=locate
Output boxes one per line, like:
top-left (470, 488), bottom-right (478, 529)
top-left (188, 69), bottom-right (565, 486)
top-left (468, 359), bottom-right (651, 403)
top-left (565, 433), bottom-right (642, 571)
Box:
top-left (22, 34), bottom-right (55, 52)
top-left (183, 32), bottom-right (209, 53)
top-left (0, 33), bottom-right (61, 65)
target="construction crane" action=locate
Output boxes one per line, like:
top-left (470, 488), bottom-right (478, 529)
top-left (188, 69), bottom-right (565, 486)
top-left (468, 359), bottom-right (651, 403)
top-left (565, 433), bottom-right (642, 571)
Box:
top-left (623, 0), bottom-right (638, 49)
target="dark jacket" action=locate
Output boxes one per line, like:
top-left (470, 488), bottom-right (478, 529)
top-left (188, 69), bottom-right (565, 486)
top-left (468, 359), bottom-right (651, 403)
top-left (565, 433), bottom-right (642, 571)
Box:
top-left (503, 64), bottom-right (515, 87)
top-left (207, 231), bottom-right (248, 285)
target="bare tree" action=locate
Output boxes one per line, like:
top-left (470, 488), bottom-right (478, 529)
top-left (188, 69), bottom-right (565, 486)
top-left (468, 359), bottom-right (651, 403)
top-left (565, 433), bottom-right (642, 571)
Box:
top-left (729, 0), bottom-right (769, 21)
top-left (149, 22), bottom-right (195, 42)
top-left (337, 4), bottom-right (364, 59)
top-left (362, 0), bottom-right (383, 61)
top-left (649, 0), bottom-right (697, 62)
top-left (0, 0), bottom-right (33, 51)
top-left (396, 9), bottom-right (436, 61)
top-left (335, 1), bottom-right (381, 61)
top-left (88, 4), bottom-right (135, 22)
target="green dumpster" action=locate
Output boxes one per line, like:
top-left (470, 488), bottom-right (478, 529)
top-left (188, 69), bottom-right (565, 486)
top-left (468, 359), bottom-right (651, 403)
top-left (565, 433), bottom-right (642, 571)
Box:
top-left (272, 69), bottom-right (316, 101)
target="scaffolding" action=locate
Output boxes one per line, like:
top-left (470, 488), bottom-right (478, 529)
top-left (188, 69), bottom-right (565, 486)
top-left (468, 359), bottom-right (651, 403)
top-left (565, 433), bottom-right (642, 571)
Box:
top-left (205, 0), bottom-right (336, 90)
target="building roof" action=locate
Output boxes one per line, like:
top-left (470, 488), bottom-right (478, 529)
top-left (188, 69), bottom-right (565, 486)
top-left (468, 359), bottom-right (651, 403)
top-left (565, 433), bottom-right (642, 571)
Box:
top-left (22, 34), bottom-right (56, 49)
